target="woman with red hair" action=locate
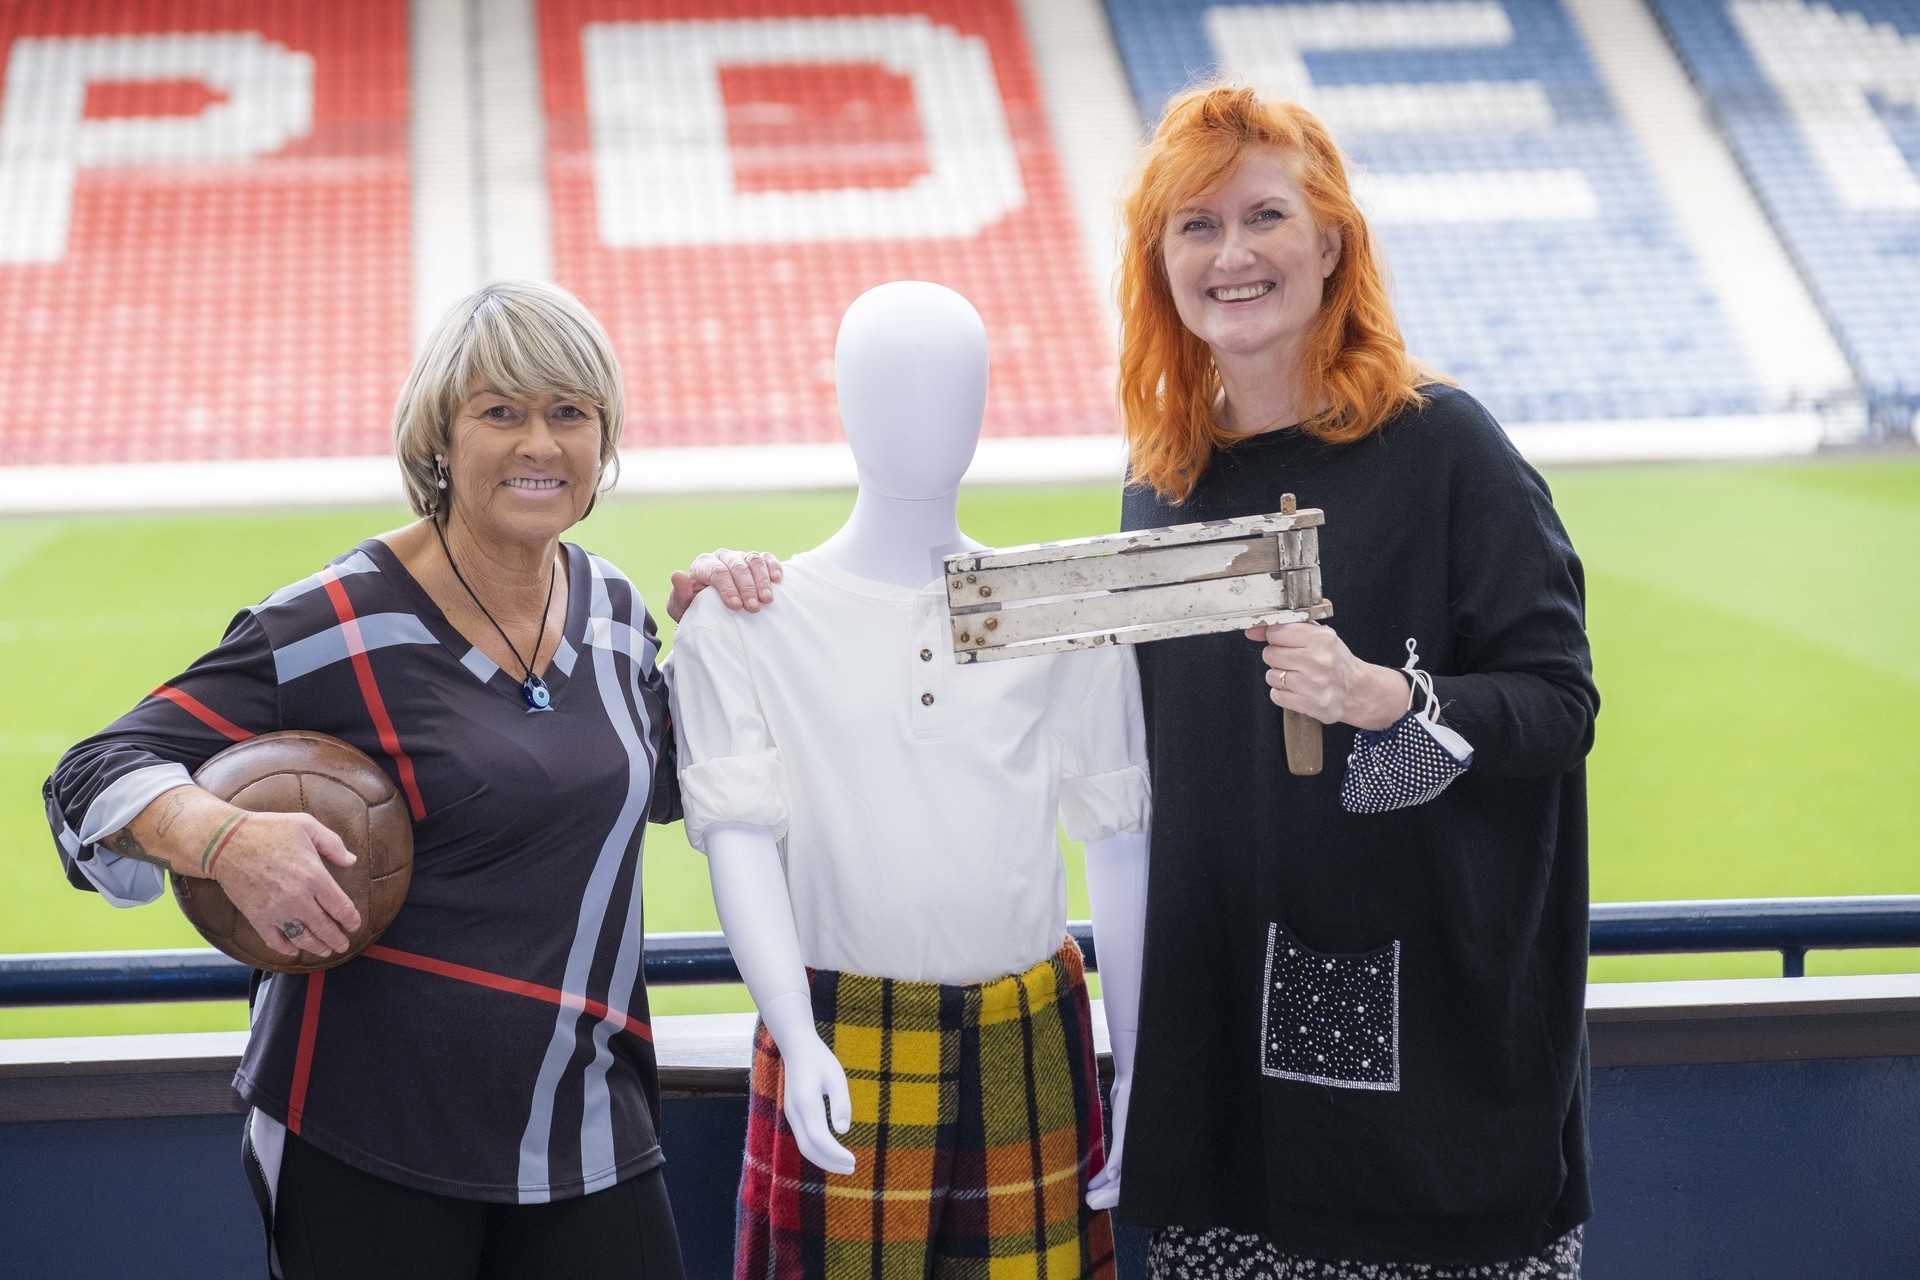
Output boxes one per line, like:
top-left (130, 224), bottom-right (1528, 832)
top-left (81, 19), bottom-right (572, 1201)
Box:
top-left (1104, 86), bottom-right (1598, 1278)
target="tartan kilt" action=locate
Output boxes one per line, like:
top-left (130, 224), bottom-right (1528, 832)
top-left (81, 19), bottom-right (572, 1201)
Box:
top-left (736, 937), bottom-right (1115, 1280)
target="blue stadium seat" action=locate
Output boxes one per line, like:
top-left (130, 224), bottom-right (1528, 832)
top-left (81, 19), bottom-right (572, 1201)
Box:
top-left (1102, 0), bottom-right (1770, 424)
top-left (1648, 0), bottom-right (1919, 432)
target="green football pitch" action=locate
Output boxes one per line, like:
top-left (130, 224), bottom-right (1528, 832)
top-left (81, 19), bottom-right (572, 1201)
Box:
top-left (3, 456), bottom-right (1917, 1039)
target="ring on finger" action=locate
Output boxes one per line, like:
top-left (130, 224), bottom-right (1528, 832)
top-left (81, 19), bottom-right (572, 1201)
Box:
top-left (1273, 668), bottom-right (1289, 691)
top-left (279, 920), bottom-right (306, 940)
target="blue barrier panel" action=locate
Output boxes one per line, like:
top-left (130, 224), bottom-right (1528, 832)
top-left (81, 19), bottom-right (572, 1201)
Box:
top-left (0, 1114), bottom-right (262, 1280)
top-left (1585, 1056), bottom-right (1920, 1276)
top-left (1101, 0), bottom-right (1766, 424)
top-left (1648, 0), bottom-right (1920, 431)
top-left (7, 1056), bottom-right (1918, 1279)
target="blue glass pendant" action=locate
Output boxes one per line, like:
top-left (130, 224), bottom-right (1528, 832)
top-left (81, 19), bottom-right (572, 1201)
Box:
top-left (523, 675), bottom-right (552, 711)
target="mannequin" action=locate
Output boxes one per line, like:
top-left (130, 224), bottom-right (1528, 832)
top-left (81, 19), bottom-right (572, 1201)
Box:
top-left (683, 280), bottom-right (1151, 1210)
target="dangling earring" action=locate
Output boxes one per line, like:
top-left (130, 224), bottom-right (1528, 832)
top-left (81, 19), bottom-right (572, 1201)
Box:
top-left (431, 452), bottom-right (449, 514)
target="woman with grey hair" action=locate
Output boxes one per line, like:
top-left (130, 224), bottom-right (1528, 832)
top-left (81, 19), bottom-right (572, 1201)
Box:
top-left (44, 280), bottom-right (687, 1279)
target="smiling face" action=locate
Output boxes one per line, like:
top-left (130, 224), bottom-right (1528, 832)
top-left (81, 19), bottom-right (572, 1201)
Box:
top-left (1160, 147), bottom-right (1342, 372)
top-left (444, 382), bottom-right (603, 548)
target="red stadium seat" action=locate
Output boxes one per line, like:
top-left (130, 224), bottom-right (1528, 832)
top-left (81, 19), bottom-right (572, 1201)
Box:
top-left (0, 1), bottom-right (411, 466)
top-left (0, 0), bottom-right (1115, 467)
top-left (541, 0), bottom-right (1116, 449)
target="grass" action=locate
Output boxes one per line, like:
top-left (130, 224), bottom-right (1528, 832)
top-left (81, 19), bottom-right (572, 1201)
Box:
top-left (1, 458), bottom-right (1916, 1038)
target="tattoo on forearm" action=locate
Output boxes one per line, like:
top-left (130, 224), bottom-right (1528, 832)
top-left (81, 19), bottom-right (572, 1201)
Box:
top-left (107, 829), bottom-right (169, 867)
top-left (154, 789), bottom-right (190, 838)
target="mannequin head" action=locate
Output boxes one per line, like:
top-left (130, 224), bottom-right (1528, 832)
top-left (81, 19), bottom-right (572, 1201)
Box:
top-left (834, 281), bottom-right (989, 499)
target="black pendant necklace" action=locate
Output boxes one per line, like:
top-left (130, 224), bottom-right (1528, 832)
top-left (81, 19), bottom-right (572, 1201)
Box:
top-left (434, 519), bottom-right (558, 711)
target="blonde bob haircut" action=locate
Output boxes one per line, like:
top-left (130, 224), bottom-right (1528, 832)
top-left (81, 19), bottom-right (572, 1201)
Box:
top-left (1118, 84), bottom-right (1445, 503)
top-left (393, 279), bottom-right (625, 519)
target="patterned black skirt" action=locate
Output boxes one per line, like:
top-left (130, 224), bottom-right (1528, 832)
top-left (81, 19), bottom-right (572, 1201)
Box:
top-left (1146, 1225), bottom-right (1583, 1280)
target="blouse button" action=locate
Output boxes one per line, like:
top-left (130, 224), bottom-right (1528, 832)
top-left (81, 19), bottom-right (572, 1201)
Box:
top-left (921, 693), bottom-right (935, 706)
top-left (920, 648), bottom-right (933, 661)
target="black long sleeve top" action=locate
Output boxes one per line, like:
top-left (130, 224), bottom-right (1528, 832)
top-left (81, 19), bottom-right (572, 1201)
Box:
top-left (1116, 385), bottom-right (1598, 1265)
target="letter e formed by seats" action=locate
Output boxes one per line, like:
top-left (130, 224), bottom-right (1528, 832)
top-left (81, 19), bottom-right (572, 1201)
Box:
top-left (582, 16), bottom-right (1026, 246)
top-left (1205, 1), bottom-right (1599, 223)
top-left (1730, 0), bottom-right (1920, 211)
top-left (0, 32), bottom-right (314, 263)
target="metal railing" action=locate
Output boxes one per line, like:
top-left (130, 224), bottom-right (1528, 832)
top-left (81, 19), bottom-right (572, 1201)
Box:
top-left (1587, 896), bottom-right (1920, 977)
top-left (3, 897), bottom-right (1918, 1008)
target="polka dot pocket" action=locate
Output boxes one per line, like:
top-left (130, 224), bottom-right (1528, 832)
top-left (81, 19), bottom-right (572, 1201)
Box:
top-left (1260, 921), bottom-right (1400, 1092)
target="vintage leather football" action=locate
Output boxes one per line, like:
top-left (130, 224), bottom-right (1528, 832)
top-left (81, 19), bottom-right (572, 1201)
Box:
top-left (173, 731), bottom-right (413, 973)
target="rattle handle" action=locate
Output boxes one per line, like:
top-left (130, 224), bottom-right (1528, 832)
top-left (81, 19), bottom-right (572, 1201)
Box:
top-left (1283, 709), bottom-right (1323, 776)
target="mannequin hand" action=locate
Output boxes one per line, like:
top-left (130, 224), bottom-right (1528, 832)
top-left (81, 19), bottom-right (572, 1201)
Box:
top-left (667, 549), bottom-right (783, 622)
top-left (1085, 1074), bottom-right (1130, 1210)
top-left (1244, 621), bottom-right (1406, 732)
top-left (761, 991), bottom-right (856, 1175)
top-left (778, 1031), bottom-right (857, 1175)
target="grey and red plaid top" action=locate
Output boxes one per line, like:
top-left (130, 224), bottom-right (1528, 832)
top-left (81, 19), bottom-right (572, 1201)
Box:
top-left (43, 538), bottom-right (679, 1203)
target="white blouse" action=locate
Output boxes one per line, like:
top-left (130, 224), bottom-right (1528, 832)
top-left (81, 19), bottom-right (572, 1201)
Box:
top-left (667, 552), bottom-right (1151, 985)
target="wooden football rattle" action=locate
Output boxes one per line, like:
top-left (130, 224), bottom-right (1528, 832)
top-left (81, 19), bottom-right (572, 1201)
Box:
top-left (944, 495), bottom-right (1332, 775)
top-left (174, 730), bottom-right (415, 973)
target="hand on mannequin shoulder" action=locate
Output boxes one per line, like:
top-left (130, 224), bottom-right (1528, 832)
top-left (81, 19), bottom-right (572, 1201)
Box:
top-left (666, 550), bottom-right (783, 622)
top-left (705, 822), bottom-right (856, 1174)
top-left (1083, 829), bottom-right (1149, 1210)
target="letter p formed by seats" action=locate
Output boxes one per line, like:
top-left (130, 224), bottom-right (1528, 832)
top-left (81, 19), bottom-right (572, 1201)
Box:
top-left (0, 32), bottom-right (314, 263)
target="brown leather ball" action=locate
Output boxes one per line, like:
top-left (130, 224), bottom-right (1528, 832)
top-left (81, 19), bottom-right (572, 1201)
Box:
top-left (174, 731), bottom-right (414, 974)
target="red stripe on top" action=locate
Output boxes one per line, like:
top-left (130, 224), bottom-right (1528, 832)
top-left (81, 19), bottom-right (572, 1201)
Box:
top-left (317, 570), bottom-right (426, 820)
top-left (286, 970), bottom-right (326, 1136)
top-left (363, 945), bottom-right (653, 1043)
top-left (151, 685), bottom-right (254, 742)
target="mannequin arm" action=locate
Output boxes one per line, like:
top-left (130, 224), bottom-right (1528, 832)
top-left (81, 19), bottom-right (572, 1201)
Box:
top-left (1082, 829), bottom-right (1149, 1210)
top-left (705, 821), bottom-right (856, 1174)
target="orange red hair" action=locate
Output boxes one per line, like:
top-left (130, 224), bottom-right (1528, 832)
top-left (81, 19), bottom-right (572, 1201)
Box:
top-left (1117, 84), bottom-right (1445, 503)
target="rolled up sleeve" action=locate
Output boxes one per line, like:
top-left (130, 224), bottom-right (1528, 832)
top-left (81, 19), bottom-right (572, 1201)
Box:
top-left (664, 609), bottom-right (791, 851)
top-left (1056, 646), bottom-right (1152, 842)
top-left (45, 608), bottom-right (280, 907)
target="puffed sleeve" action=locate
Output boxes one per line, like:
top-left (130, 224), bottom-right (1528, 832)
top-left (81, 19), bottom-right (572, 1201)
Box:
top-left (663, 604), bottom-right (791, 852)
top-left (44, 609), bottom-right (282, 907)
top-left (1055, 645), bottom-right (1152, 843)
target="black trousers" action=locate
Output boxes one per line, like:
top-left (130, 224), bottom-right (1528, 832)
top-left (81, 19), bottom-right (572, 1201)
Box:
top-left (274, 1131), bottom-right (686, 1280)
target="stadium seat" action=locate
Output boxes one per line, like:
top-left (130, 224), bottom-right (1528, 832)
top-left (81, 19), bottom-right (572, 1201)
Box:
top-left (1648, 0), bottom-right (1920, 434)
top-left (9, 0), bottom-right (1905, 467)
top-left (1102, 0), bottom-right (1773, 424)
top-left (0, 1), bottom-right (411, 465)
top-left (0, 0), bottom-right (1115, 464)
top-left (539, 0), bottom-right (1116, 449)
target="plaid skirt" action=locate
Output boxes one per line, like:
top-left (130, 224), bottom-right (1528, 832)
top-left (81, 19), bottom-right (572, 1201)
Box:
top-left (736, 938), bottom-right (1115, 1280)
